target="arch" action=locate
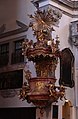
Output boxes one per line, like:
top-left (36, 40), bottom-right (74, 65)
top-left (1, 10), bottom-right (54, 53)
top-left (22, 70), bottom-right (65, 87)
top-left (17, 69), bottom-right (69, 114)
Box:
top-left (59, 48), bottom-right (75, 88)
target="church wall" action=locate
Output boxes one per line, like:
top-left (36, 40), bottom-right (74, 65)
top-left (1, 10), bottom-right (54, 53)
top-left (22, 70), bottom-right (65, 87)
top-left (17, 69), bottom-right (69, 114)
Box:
top-left (0, 0), bottom-right (78, 119)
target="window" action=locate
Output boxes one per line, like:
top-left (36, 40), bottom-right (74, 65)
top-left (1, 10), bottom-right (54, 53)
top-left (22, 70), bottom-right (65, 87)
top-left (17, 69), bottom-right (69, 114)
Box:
top-left (11, 39), bottom-right (24, 64)
top-left (15, 39), bottom-right (23, 52)
top-left (0, 43), bottom-right (9, 55)
top-left (0, 43), bottom-right (9, 67)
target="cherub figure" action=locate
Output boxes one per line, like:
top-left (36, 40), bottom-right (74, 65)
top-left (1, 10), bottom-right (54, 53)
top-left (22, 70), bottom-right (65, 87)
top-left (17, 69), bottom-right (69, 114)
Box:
top-left (47, 81), bottom-right (55, 96)
top-left (24, 70), bottom-right (31, 81)
top-left (19, 82), bottom-right (30, 101)
top-left (59, 85), bottom-right (65, 100)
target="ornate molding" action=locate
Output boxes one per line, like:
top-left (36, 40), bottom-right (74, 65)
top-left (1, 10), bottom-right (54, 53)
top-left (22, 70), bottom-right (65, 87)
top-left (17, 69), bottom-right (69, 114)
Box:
top-left (56, 0), bottom-right (74, 9)
top-left (69, 20), bottom-right (78, 47)
top-left (32, 0), bottom-right (78, 10)
top-left (57, 0), bottom-right (78, 10)
top-left (0, 20), bottom-right (28, 39)
top-left (32, 0), bottom-right (78, 18)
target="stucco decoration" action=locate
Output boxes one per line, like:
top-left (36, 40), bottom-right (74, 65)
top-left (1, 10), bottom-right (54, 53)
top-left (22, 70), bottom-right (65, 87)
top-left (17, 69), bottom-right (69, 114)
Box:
top-left (69, 20), bottom-right (78, 47)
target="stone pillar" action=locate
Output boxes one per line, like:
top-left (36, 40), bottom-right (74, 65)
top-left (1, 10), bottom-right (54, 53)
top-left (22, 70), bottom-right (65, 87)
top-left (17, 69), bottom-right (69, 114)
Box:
top-left (36, 105), bottom-right (52, 119)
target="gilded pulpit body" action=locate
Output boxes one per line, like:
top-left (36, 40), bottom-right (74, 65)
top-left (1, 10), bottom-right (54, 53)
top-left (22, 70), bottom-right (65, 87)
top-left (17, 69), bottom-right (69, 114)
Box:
top-left (19, 5), bottom-right (65, 108)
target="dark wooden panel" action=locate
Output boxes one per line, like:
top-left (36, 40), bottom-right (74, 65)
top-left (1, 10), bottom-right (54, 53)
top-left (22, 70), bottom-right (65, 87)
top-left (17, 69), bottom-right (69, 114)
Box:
top-left (59, 48), bottom-right (75, 88)
top-left (0, 70), bottom-right (23, 89)
top-left (0, 107), bottom-right (36, 119)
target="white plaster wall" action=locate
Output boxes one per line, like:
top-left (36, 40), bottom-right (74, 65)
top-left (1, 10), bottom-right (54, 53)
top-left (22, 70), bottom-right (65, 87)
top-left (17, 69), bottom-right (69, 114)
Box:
top-left (53, 14), bottom-right (76, 106)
